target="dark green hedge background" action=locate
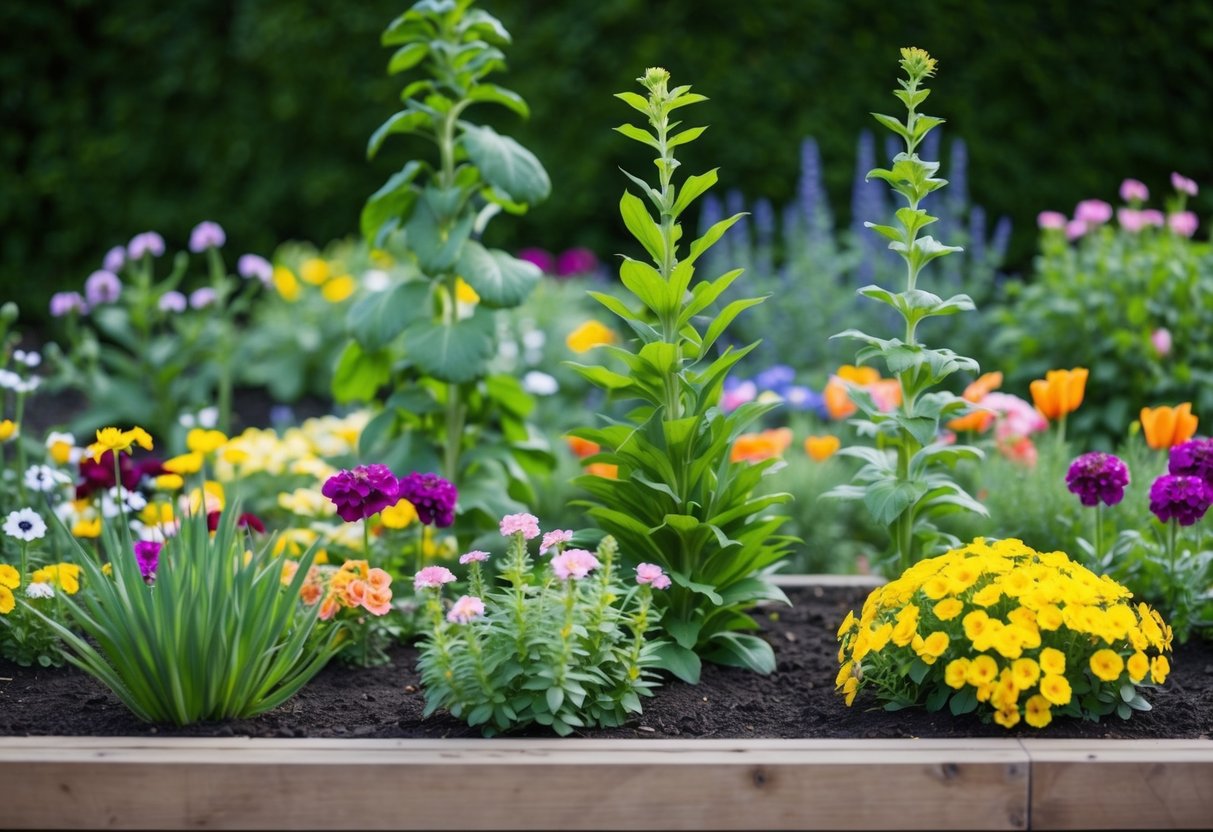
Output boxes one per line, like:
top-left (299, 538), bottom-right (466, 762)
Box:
top-left (4, 0), bottom-right (1212, 321)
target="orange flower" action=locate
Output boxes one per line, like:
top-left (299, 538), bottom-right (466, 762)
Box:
top-left (824, 365), bottom-right (882, 420)
top-left (1029, 368), bottom-right (1088, 421)
top-left (565, 435), bottom-right (600, 459)
top-left (804, 435), bottom-right (841, 461)
top-left (731, 428), bottom-right (793, 463)
top-left (586, 462), bottom-right (618, 479)
top-left (1140, 403), bottom-right (1198, 450)
top-left (948, 408), bottom-right (994, 434)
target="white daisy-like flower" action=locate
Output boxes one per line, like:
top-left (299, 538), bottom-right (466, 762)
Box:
top-left (101, 488), bottom-right (147, 518)
top-left (26, 582), bottom-right (55, 599)
top-left (522, 370), bottom-right (559, 396)
top-left (23, 464), bottom-right (71, 493)
top-left (3, 508), bottom-right (47, 542)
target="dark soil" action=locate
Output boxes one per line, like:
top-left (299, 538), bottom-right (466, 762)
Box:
top-left (2, 586), bottom-right (1211, 740)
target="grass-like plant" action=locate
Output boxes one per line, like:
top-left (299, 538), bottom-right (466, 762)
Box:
top-left (568, 68), bottom-right (793, 682)
top-left (35, 506), bottom-right (341, 725)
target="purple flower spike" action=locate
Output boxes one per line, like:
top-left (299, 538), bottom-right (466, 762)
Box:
top-left (158, 291), bottom-right (188, 313)
top-left (237, 254), bottom-right (273, 285)
top-left (1169, 438), bottom-right (1213, 488)
top-left (189, 221), bottom-right (226, 253)
top-left (322, 464), bottom-right (400, 523)
top-left (103, 245), bottom-right (126, 273)
top-left (49, 292), bottom-right (87, 317)
top-left (134, 540), bottom-right (162, 581)
top-left (128, 231), bottom-right (165, 260)
top-left (1066, 452), bottom-right (1131, 507)
top-left (396, 471), bottom-right (458, 527)
top-left (1149, 474), bottom-right (1213, 526)
top-left (84, 270), bottom-right (122, 306)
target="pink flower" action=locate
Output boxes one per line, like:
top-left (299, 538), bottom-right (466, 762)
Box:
top-left (413, 565), bottom-right (456, 591)
top-left (635, 562), bottom-right (671, 590)
top-left (459, 550), bottom-right (489, 565)
top-left (1172, 172), bottom-right (1199, 197)
top-left (499, 512), bottom-right (541, 540)
top-left (999, 435), bottom-right (1038, 468)
top-left (1117, 208), bottom-right (1146, 233)
top-left (1036, 211), bottom-right (1066, 230)
top-left (982, 393), bottom-right (1048, 442)
top-left (517, 247), bottom-right (556, 274)
top-left (1141, 209), bottom-right (1166, 227)
top-left (555, 247), bottom-right (598, 278)
top-left (1168, 211), bottom-right (1198, 238)
top-left (1119, 179), bottom-right (1149, 203)
top-left (721, 379), bottom-right (757, 413)
top-left (550, 548), bottom-right (600, 581)
top-left (1074, 199), bottom-right (1113, 226)
top-left (1065, 218), bottom-right (1088, 241)
top-left (446, 595), bottom-right (486, 624)
top-left (539, 529), bottom-right (573, 555)
top-left (1151, 328), bottom-right (1173, 357)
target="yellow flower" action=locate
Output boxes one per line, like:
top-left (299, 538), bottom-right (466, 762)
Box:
top-left (963, 609), bottom-right (991, 641)
top-left (186, 481), bottom-right (225, 514)
top-left (867, 622), bottom-right (893, 653)
top-left (918, 631), bottom-right (949, 659)
top-left (1150, 655), bottom-right (1170, 684)
top-left (154, 474), bottom-right (184, 491)
top-left (1089, 648), bottom-right (1124, 682)
top-left (944, 658), bottom-right (970, 689)
top-left (971, 584), bottom-right (1003, 608)
top-left (836, 610), bottom-right (856, 637)
top-left (566, 320), bottom-right (617, 353)
top-left (899, 46), bottom-right (938, 78)
top-left (993, 706), bottom-right (1020, 729)
top-left (933, 598), bottom-right (963, 621)
top-left (273, 266), bottom-right (301, 301)
top-left (1024, 695), bottom-right (1052, 729)
top-left (1126, 652), bottom-right (1149, 683)
top-left (72, 517), bottom-right (102, 539)
top-left (186, 429), bottom-right (228, 456)
top-left (922, 576), bottom-right (951, 601)
top-left (127, 426), bottom-right (154, 451)
top-left (140, 502), bottom-right (175, 527)
top-left (454, 277), bottom-right (480, 305)
top-left (1039, 647), bottom-right (1066, 676)
top-left (46, 431), bottom-right (75, 464)
top-left (380, 499), bottom-right (418, 530)
top-left (842, 676), bottom-right (859, 707)
top-left (0, 564), bottom-right (19, 589)
top-left (0, 585), bottom-right (13, 614)
top-left (47, 563), bottom-right (81, 595)
top-left (804, 435), bottom-right (841, 462)
top-left (1011, 658), bottom-right (1040, 691)
top-left (966, 655), bottom-right (998, 687)
top-left (0, 419), bottom-right (18, 442)
top-left (1036, 605), bottom-right (1063, 631)
top-left (88, 426), bottom-right (152, 462)
top-left (322, 275), bottom-right (357, 303)
top-left (164, 452), bottom-right (204, 475)
top-left (1039, 674), bottom-right (1072, 706)
top-left (299, 258), bottom-right (331, 285)
top-left (835, 660), bottom-right (854, 688)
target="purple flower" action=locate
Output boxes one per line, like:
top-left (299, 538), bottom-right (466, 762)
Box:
top-left (1119, 179), bottom-right (1149, 203)
top-left (84, 270), bottom-right (122, 306)
top-left (516, 247), bottom-right (555, 275)
top-left (555, 247), bottom-right (598, 278)
top-left (396, 471), bottom-right (457, 527)
top-left (321, 464), bottom-right (401, 523)
top-left (1149, 474), bottom-right (1213, 526)
top-left (49, 292), bottom-right (86, 317)
top-left (1117, 208), bottom-right (1146, 233)
top-left (237, 254), bottom-right (273, 285)
top-left (1168, 211), bottom-right (1198, 238)
top-left (1066, 452), bottom-right (1130, 507)
top-left (128, 232), bottom-right (165, 260)
top-left (103, 245), bottom-right (126, 273)
top-left (1169, 438), bottom-right (1213, 487)
top-left (134, 540), bottom-right (162, 581)
top-left (189, 287), bottom-right (217, 309)
top-left (189, 221), bottom-right (226, 253)
top-left (755, 364), bottom-right (796, 395)
top-left (158, 291), bottom-right (188, 313)
top-left (1172, 172), bottom-right (1199, 197)
top-left (1074, 199), bottom-right (1113, 226)
top-left (785, 385), bottom-right (827, 418)
top-left (1037, 211), bottom-right (1066, 230)
top-left (1151, 328), bottom-right (1172, 357)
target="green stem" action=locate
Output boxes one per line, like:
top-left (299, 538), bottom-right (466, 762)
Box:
top-left (1167, 518), bottom-right (1179, 612)
top-left (19, 541), bottom-right (28, 584)
top-left (14, 392), bottom-right (28, 505)
top-left (1093, 503), bottom-right (1104, 568)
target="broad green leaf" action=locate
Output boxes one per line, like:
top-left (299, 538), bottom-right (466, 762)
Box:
top-left (619, 258), bottom-right (671, 316)
top-left (457, 241), bottom-right (541, 308)
top-left (388, 42), bottom-right (429, 74)
top-left (361, 161), bottom-right (423, 244)
top-left (619, 191), bottom-right (664, 262)
top-left (347, 280), bottom-right (430, 350)
top-left (567, 362), bottom-right (632, 391)
top-left (467, 83), bottom-right (529, 118)
top-left (613, 123), bottom-right (660, 149)
top-left (654, 642), bottom-right (701, 684)
top-left (405, 198), bottom-right (474, 273)
top-left (671, 168), bottom-right (718, 218)
top-left (687, 213), bottom-right (743, 266)
top-left (665, 618), bottom-right (703, 650)
top-left (705, 632), bottom-right (775, 674)
top-left (667, 125), bottom-right (707, 148)
top-left (367, 109), bottom-right (430, 159)
top-left (871, 112), bottom-right (909, 140)
top-left (460, 123), bottom-right (551, 204)
top-left (402, 312), bottom-right (494, 384)
top-left (863, 478), bottom-right (926, 526)
top-left (614, 91), bottom-right (649, 115)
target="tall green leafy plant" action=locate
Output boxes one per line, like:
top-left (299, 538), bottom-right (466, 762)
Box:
top-left (570, 68), bottom-right (793, 683)
top-left (335, 0), bottom-right (553, 522)
top-left (825, 48), bottom-right (986, 573)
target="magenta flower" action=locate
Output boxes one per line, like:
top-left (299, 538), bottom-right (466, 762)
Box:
top-left (516, 247), bottom-right (555, 274)
top-left (1074, 199), bottom-right (1113, 226)
top-left (103, 245), bottom-right (126, 273)
top-left (1151, 328), bottom-right (1172, 357)
top-left (321, 464), bottom-right (400, 523)
top-left (1141, 209), bottom-right (1165, 227)
top-left (1149, 474), bottom-right (1213, 526)
top-left (396, 472), bottom-right (457, 527)
top-left (134, 540), bottom-right (162, 581)
top-left (49, 292), bottom-right (86, 317)
top-left (237, 254), bottom-right (273, 285)
top-left (1169, 438), bottom-right (1213, 487)
top-left (555, 247), bottom-right (599, 278)
top-left (189, 287), bottom-right (217, 309)
top-left (1066, 452), bottom-right (1130, 507)
top-left (1117, 208), bottom-right (1146, 233)
top-left (1119, 179), bottom-right (1149, 203)
top-left (635, 562), bottom-right (671, 590)
top-left (414, 565), bottom-right (457, 591)
top-left (1168, 211), bottom-right (1198, 238)
top-left (1065, 218), bottom-right (1087, 240)
top-left (1172, 172), bottom-right (1199, 197)
top-left (1036, 211), bottom-right (1066, 230)
top-left (189, 221), bottom-right (226, 252)
top-left (158, 291), bottom-right (187, 313)
top-left (84, 270), bottom-right (122, 306)
top-left (551, 548), bottom-right (601, 581)
top-left (539, 529), bottom-right (573, 555)
top-left (499, 512), bottom-right (541, 540)
top-left (127, 231), bottom-right (165, 260)
top-left (446, 595), bottom-right (486, 624)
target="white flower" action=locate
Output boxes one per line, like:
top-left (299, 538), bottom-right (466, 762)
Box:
top-left (16, 377), bottom-right (41, 394)
top-left (178, 412), bottom-right (197, 428)
top-left (362, 269), bottom-right (391, 292)
top-left (13, 349), bottom-right (41, 368)
top-left (522, 329), bottom-right (546, 351)
top-left (497, 340), bottom-right (519, 362)
top-left (3, 508), bottom-right (47, 542)
top-left (24, 465), bottom-right (70, 493)
top-left (102, 487), bottom-right (146, 518)
top-left (197, 407), bottom-right (219, 429)
top-left (0, 369), bottom-right (20, 390)
top-left (45, 430), bottom-right (75, 449)
top-left (522, 371), bottom-right (559, 396)
top-left (26, 582), bottom-right (54, 599)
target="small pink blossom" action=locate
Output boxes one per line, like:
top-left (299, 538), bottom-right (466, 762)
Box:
top-left (635, 562), bottom-right (671, 590)
top-left (721, 379), bottom-right (757, 413)
top-left (1168, 211), bottom-right (1198, 238)
top-left (539, 529), bottom-right (573, 555)
top-left (1074, 199), bottom-right (1113, 226)
top-left (550, 548), bottom-right (600, 581)
top-left (1151, 328), bottom-right (1173, 357)
top-left (1065, 218), bottom-right (1088, 241)
top-left (413, 565), bottom-right (456, 591)
top-left (446, 595), bottom-right (486, 624)
top-left (1117, 208), bottom-right (1146, 233)
top-left (1119, 179), bottom-right (1149, 203)
top-left (1036, 211), bottom-right (1066, 230)
top-left (999, 435), bottom-right (1039, 468)
top-left (1141, 209), bottom-right (1166, 227)
top-left (499, 512), bottom-right (541, 540)
top-left (459, 550), bottom-right (489, 565)
top-left (982, 393), bottom-right (1048, 442)
top-left (1172, 172), bottom-right (1199, 197)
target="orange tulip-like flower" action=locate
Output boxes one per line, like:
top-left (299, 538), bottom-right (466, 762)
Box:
top-left (804, 435), bottom-right (842, 461)
top-left (947, 408), bottom-right (994, 434)
top-left (964, 371), bottom-right (1003, 402)
top-left (585, 462), bottom-right (618, 479)
top-left (824, 365), bottom-right (883, 420)
top-left (1140, 403), bottom-right (1198, 450)
top-left (565, 435), bottom-right (600, 459)
top-left (1029, 368), bottom-right (1089, 421)
top-left (731, 428), bottom-right (794, 463)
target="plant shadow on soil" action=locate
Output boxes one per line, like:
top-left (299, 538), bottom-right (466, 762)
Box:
top-left (2, 586), bottom-right (1211, 741)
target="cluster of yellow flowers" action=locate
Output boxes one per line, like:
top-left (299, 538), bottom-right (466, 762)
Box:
top-left (836, 538), bottom-right (1173, 729)
top-left (272, 256), bottom-right (361, 304)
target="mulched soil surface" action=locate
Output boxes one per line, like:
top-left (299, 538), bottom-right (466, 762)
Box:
top-left (2, 586), bottom-right (1210, 740)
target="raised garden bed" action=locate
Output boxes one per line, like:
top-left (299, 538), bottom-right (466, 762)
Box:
top-left (2, 579), bottom-right (1211, 829)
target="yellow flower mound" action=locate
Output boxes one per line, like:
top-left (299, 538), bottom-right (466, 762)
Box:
top-left (835, 538), bottom-right (1173, 729)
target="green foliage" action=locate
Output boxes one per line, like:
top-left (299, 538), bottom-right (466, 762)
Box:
top-left (570, 68), bottom-right (793, 681)
top-left (825, 49), bottom-right (986, 574)
top-left (35, 507), bottom-right (342, 725)
top-left (416, 533), bottom-right (663, 736)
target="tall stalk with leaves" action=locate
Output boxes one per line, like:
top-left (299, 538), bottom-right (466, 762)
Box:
top-left (825, 48), bottom-right (987, 573)
top-left (335, 0), bottom-right (552, 522)
top-left (570, 68), bottom-right (793, 683)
